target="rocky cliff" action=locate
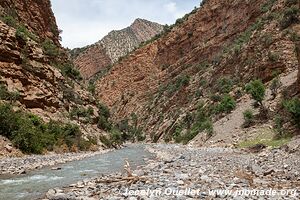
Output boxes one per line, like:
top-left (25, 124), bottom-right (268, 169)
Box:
top-left (0, 0), bottom-right (60, 44)
top-left (0, 0), bottom-right (108, 155)
top-left (73, 19), bottom-right (163, 79)
top-left (97, 0), bottom-right (300, 145)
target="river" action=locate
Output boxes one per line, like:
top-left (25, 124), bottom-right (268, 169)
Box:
top-left (0, 144), bottom-right (153, 200)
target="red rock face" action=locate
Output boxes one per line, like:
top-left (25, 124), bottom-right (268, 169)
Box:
top-left (0, 0), bottom-right (60, 44)
top-left (73, 19), bottom-right (163, 79)
top-left (97, 0), bottom-right (300, 139)
top-left (0, 0), bottom-right (104, 138)
top-left (74, 44), bottom-right (111, 80)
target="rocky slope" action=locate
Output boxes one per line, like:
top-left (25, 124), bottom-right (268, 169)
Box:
top-left (73, 19), bottom-right (163, 79)
top-left (0, 0), bottom-right (108, 155)
top-left (0, 0), bottom-right (60, 44)
top-left (96, 0), bottom-right (300, 146)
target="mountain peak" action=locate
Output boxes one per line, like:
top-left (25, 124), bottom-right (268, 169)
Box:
top-left (132, 18), bottom-right (148, 25)
top-left (72, 18), bottom-right (164, 79)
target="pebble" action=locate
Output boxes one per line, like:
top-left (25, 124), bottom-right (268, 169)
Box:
top-left (44, 144), bottom-right (300, 200)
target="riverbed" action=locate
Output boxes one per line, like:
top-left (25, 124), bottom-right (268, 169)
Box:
top-left (0, 144), bottom-right (153, 200)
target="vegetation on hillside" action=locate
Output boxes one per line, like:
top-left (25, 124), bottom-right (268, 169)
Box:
top-left (0, 103), bottom-right (96, 154)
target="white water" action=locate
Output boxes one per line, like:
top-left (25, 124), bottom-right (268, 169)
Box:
top-left (0, 144), bottom-right (153, 200)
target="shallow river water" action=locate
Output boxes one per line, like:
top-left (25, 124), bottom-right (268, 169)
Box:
top-left (0, 144), bottom-right (153, 200)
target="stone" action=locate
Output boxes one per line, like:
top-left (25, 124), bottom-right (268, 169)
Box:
top-left (175, 173), bottom-right (189, 180)
top-left (285, 137), bottom-right (300, 153)
top-left (263, 169), bottom-right (275, 176)
top-left (200, 175), bottom-right (212, 182)
top-left (46, 189), bottom-right (56, 198)
top-left (250, 164), bottom-right (263, 176)
top-left (5, 144), bottom-right (13, 153)
top-left (176, 180), bottom-right (185, 185)
top-left (133, 169), bottom-right (145, 176)
top-left (51, 167), bottom-right (62, 171)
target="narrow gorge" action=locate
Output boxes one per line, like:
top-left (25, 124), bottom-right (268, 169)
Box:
top-left (0, 0), bottom-right (300, 199)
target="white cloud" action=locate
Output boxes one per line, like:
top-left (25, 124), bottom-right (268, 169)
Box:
top-left (164, 2), bottom-right (177, 13)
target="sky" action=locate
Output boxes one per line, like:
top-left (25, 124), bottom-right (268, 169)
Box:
top-left (50, 0), bottom-right (200, 49)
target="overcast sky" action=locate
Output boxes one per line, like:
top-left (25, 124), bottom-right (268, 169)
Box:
top-left (51, 0), bottom-right (200, 49)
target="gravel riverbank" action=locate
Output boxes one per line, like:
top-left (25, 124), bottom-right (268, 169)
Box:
top-left (44, 144), bottom-right (300, 200)
top-left (0, 150), bottom-right (111, 175)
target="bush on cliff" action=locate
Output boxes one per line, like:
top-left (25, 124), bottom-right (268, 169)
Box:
top-left (42, 38), bottom-right (59, 57)
top-left (245, 79), bottom-right (266, 106)
top-left (283, 98), bottom-right (300, 127)
top-left (0, 103), bottom-right (93, 154)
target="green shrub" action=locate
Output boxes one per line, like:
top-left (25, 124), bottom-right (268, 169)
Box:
top-left (0, 103), bottom-right (93, 154)
top-left (97, 102), bottom-right (110, 119)
top-left (243, 109), bottom-right (254, 128)
top-left (167, 75), bottom-right (190, 95)
top-left (116, 117), bottom-right (145, 142)
top-left (274, 115), bottom-right (284, 138)
top-left (210, 94), bottom-right (222, 102)
top-left (270, 77), bottom-right (282, 99)
top-left (261, 34), bottom-right (274, 47)
top-left (70, 106), bottom-right (90, 120)
top-left (61, 63), bottom-right (82, 81)
top-left (2, 15), bottom-right (17, 28)
top-left (261, 0), bottom-right (277, 13)
top-left (172, 75), bottom-right (190, 91)
top-left (15, 25), bottom-right (28, 41)
top-left (199, 79), bottom-right (207, 87)
top-left (173, 126), bottom-right (184, 143)
top-left (95, 102), bottom-right (112, 131)
top-left (175, 18), bottom-right (184, 25)
top-left (196, 61), bottom-right (209, 72)
top-left (88, 82), bottom-right (96, 95)
top-left (180, 120), bottom-right (213, 145)
top-left (217, 77), bottom-right (234, 94)
top-left (228, 19), bottom-right (264, 55)
top-left (135, 128), bottom-right (146, 141)
top-left (285, 0), bottom-right (298, 6)
top-left (62, 86), bottom-right (82, 104)
top-left (280, 6), bottom-right (300, 29)
top-left (97, 115), bottom-right (112, 131)
top-left (245, 79), bottom-right (266, 105)
top-left (0, 84), bottom-right (20, 102)
top-left (174, 103), bottom-right (213, 144)
top-left (268, 52), bottom-right (279, 62)
top-left (283, 98), bottom-right (300, 127)
top-left (15, 24), bottom-right (39, 42)
top-left (99, 135), bottom-right (113, 148)
top-left (42, 39), bottom-right (59, 57)
top-left (215, 95), bottom-right (236, 114)
top-left (110, 128), bottom-right (123, 146)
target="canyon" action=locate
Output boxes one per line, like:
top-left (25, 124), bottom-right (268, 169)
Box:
top-left (0, 0), bottom-right (300, 199)
top-left (96, 0), bottom-right (300, 147)
top-left (0, 0), bottom-right (111, 156)
top-left (72, 19), bottom-right (163, 79)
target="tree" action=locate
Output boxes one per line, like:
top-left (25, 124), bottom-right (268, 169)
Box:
top-left (284, 98), bottom-right (300, 127)
top-left (245, 79), bottom-right (268, 119)
top-left (245, 79), bottom-right (266, 105)
top-left (270, 77), bottom-right (282, 100)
